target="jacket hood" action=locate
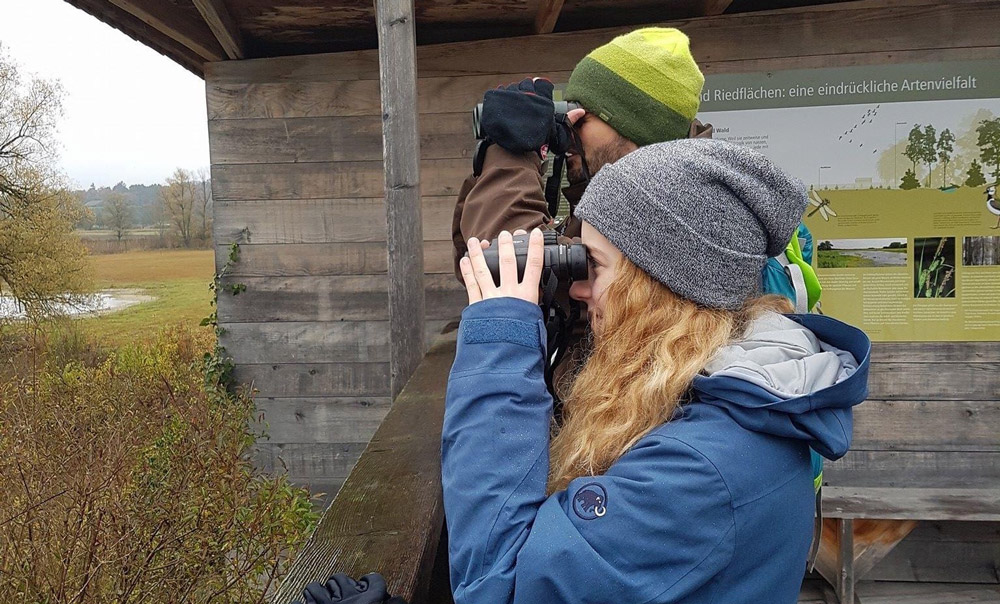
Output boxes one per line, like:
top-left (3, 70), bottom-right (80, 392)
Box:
top-left (691, 312), bottom-right (870, 460)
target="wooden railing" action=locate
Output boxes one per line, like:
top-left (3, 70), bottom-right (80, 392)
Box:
top-left (270, 330), bottom-right (457, 604)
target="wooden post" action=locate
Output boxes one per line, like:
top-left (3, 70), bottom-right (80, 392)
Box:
top-left (375, 0), bottom-right (426, 400)
top-left (836, 518), bottom-right (855, 604)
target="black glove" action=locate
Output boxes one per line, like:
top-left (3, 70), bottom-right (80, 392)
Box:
top-left (480, 78), bottom-right (572, 156)
top-left (293, 573), bottom-right (409, 604)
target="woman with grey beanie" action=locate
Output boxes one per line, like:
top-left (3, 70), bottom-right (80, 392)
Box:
top-left (442, 138), bottom-right (871, 604)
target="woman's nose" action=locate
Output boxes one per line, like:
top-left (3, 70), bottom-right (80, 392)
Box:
top-left (569, 279), bottom-right (590, 302)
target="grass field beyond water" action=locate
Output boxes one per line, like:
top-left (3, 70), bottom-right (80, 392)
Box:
top-left (78, 249), bottom-right (215, 345)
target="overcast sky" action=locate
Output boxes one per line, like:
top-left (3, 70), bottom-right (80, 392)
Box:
top-left (0, 0), bottom-right (209, 189)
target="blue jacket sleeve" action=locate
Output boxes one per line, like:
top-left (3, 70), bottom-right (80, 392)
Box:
top-left (442, 298), bottom-right (736, 604)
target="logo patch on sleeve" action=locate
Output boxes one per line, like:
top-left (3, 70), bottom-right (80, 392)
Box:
top-left (572, 483), bottom-right (608, 520)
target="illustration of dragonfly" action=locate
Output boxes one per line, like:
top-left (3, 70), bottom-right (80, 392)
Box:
top-left (808, 190), bottom-right (837, 221)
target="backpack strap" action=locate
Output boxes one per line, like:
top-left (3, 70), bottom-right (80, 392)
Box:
top-left (775, 253), bottom-right (809, 314)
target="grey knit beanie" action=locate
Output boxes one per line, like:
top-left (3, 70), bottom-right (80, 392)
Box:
top-left (574, 138), bottom-right (808, 310)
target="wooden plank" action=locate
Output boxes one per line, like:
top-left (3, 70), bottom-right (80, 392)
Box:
top-left (823, 488), bottom-right (1000, 522)
top-left (867, 363), bottom-right (1000, 401)
top-left (534, 0), bottom-right (566, 34)
top-left (865, 521), bottom-right (1000, 584)
top-left (221, 321), bottom-right (449, 365)
top-left (800, 580), bottom-right (1000, 604)
top-left (211, 158), bottom-right (466, 201)
top-left (253, 397), bottom-right (392, 444)
top-left (206, 71), bottom-right (574, 120)
top-left (208, 113), bottom-right (473, 164)
top-left (868, 536), bottom-right (1000, 584)
top-left (270, 332), bottom-right (456, 604)
top-left (106, 0), bottom-right (226, 62)
top-left (192, 0), bottom-right (245, 59)
top-left (254, 442), bottom-right (367, 477)
top-left (217, 274), bottom-right (464, 323)
top-left (214, 241), bottom-right (457, 277)
top-left (212, 197), bottom-right (456, 244)
top-left (698, 0), bottom-right (734, 16)
top-left (699, 46), bottom-right (1000, 77)
top-left (233, 363), bottom-right (391, 398)
top-left (376, 0), bottom-right (426, 400)
top-left (221, 321), bottom-right (389, 364)
top-left (204, 0), bottom-right (1000, 83)
top-left (869, 341), bottom-right (998, 363)
top-left (824, 451), bottom-right (1000, 489)
top-left (851, 400), bottom-right (1000, 452)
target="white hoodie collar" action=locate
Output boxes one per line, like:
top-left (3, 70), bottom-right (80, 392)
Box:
top-left (703, 312), bottom-right (859, 399)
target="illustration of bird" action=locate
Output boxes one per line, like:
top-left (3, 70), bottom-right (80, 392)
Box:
top-left (808, 190), bottom-right (838, 221)
top-left (987, 185), bottom-right (1000, 229)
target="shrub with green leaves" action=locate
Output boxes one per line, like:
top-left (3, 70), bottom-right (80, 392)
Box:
top-left (0, 327), bottom-right (318, 603)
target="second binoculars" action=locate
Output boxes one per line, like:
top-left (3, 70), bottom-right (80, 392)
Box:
top-left (472, 101), bottom-right (581, 140)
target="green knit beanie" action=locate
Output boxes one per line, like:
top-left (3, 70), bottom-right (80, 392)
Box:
top-left (565, 28), bottom-right (704, 147)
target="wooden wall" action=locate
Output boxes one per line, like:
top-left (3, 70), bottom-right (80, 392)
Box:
top-left (205, 0), bottom-right (1000, 574)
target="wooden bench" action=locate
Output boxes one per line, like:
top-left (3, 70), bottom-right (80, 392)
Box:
top-left (812, 342), bottom-right (1000, 604)
top-left (816, 488), bottom-right (1000, 603)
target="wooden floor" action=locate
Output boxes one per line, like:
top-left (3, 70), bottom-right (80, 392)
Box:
top-left (800, 580), bottom-right (1000, 603)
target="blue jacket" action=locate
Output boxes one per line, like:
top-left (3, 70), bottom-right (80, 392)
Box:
top-left (442, 297), bottom-right (870, 604)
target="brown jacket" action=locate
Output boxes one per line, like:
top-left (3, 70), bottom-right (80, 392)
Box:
top-left (450, 122), bottom-right (714, 395)
top-left (452, 121), bottom-right (714, 276)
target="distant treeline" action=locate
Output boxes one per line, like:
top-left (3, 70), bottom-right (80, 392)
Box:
top-left (76, 182), bottom-right (164, 227)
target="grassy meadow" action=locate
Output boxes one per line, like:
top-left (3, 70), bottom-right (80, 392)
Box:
top-left (77, 248), bottom-right (216, 346)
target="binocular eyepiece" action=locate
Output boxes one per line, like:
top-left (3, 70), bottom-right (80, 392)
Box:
top-left (474, 231), bottom-right (589, 285)
top-left (472, 101), bottom-right (581, 140)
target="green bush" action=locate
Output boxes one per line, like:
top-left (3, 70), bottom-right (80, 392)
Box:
top-left (0, 327), bottom-right (318, 603)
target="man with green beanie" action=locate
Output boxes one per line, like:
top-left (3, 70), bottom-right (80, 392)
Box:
top-left (451, 27), bottom-right (713, 395)
top-left (452, 27), bottom-right (710, 273)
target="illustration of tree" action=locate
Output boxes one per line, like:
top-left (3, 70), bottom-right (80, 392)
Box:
top-left (977, 118), bottom-right (1000, 183)
top-left (922, 124), bottom-right (937, 187)
top-left (818, 241), bottom-right (833, 251)
top-left (937, 128), bottom-right (955, 187)
top-left (901, 168), bottom-right (920, 190)
top-left (965, 160), bottom-right (986, 187)
top-left (903, 124), bottom-right (923, 177)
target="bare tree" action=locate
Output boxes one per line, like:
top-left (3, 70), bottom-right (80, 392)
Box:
top-left (0, 45), bottom-right (90, 317)
top-left (195, 167), bottom-right (212, 244)
top-left (102, 191), bottom-right (133, 242)
top-left (158, 168), bottom-right (197, 247)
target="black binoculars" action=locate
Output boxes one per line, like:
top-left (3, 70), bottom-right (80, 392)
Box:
top-left (474, 231), bottom-right (589, 285)
top-left (472, 101), bottom-right (581, 140)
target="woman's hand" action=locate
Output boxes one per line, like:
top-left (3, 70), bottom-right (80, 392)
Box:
top-left (460, 228), bottom-right (544, 305)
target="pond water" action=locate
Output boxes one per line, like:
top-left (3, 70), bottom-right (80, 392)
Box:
top-left (0, 290), bottom-right (154, 320)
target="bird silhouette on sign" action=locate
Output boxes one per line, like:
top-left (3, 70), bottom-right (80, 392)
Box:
top-left (808, 190), bottom-right (837, 221)
top-left (987, 185), bottom-right (1000, 229)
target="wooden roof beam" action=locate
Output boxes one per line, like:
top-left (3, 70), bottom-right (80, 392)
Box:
top-left (63, 0), bottom-right (205, 76)
top-left (697, 0), bottom-right (734, 17)
top-left (534, 0), bottom-right (566, 34)
top-left (106, 0), bottom-right (226, 62)
top-left (192, 0), bottom-right (245, 60)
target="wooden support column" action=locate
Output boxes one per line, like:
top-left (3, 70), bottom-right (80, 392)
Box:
top-left (836, 519), bottom-right (856, 604)
top-left (375, 0), bottom-right (426, 400)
